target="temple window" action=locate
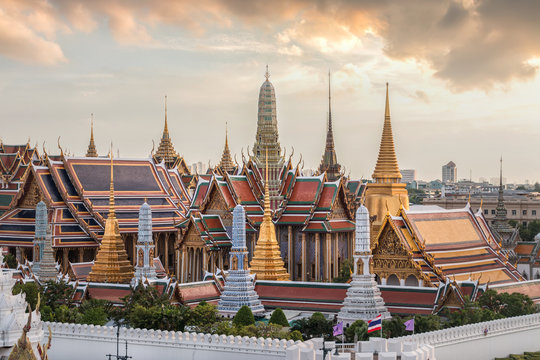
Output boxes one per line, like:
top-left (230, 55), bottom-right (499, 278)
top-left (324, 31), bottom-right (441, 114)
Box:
top-left (405, 275), bottom-right (419, 287)
top-left (387, 274), bottom-right (400, 286)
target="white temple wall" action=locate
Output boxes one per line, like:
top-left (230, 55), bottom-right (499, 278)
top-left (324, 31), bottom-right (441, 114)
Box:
top-left (45, 322), bottom-right (293, 360)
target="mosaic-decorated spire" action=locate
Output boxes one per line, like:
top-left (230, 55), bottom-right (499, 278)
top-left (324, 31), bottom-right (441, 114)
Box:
top-left (250, 149), bottom-right (289, 281)
top-left (32, 201), bottom-right (47, 273)
top-left (372, 83), bottom-right (401, 183)
top-left (135, 200), bottom-right (157, 279)
top-left (88, 153), bottom-right (134, 283)
top-left (338, 205), bottom-right (390, 325)
top-left (252, 66), bottom-right (284, 207)
top-left (218, 205), bottom-right (264, 317)
top-left (85, 114), bottom-right (98, 157)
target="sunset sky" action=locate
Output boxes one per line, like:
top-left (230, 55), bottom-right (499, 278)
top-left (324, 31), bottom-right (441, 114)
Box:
top-left (1, 0), bottom-right (539, 183)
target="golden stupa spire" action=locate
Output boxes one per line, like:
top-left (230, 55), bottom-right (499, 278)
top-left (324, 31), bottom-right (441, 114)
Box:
top-left (85, 113), bottom-right (98, 157)
top-left (87, 149), bottom-right (134, 283)
top-left (164, 95), bottom-right (168, 134)
top-left (249, 147), bottom-right (289, 281)
top-left (372, 83), bottom-right (402, 183)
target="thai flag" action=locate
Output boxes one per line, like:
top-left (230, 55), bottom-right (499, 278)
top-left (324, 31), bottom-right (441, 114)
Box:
top-left (367, 314), bottom-right (382, 333)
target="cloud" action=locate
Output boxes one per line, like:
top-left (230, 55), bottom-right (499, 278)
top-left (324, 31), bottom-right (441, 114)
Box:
top-left (0, 4), bottom-right (67, 65)
top-left (2, 0), bottom-right (540, 90)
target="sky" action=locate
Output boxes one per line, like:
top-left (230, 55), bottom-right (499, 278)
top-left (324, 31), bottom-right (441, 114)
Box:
top-left (1, 0), bottom-right (540, 183)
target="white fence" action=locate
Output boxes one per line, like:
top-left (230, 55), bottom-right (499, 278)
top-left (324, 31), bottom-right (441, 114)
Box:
top-left (45, 321), bottom-right (296, 360)
top-left (394, 313), bottom-right (540, 360)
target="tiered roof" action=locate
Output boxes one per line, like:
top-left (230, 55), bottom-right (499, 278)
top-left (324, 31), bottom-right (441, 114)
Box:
top-left (0, 154), bottom-right (188, 251)
top-left (375, 205), bottom-right (523, 285)
top-left (85, 115), bottom-right (98, 157)
top-left (0, 143), bottom-right (38, 215)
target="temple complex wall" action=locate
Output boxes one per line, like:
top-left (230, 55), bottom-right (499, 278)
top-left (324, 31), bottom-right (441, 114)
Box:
top-left (45, 321), bottom-right (294, 360)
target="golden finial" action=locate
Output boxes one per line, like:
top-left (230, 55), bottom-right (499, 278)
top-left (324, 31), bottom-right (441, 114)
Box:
top-left (109, 143), bottom-right (116, 219)
top-left (385, 82), bottom-right (390, 118)
top-left (57, 136), bottom-right (63, 156)
top-left (164, 95), bottom-right (168, 134)
top-left (479, 197), bottom-right (483, 209)
top-left (385, 200), bottom-right (390, 215)
top-left (265, 65), bottom-right (270, 81)
top-left (91, 113), bottom-right (94, 140)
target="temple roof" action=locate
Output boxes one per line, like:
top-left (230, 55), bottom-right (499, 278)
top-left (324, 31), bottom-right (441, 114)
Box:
top-left (85, 115), bottom-right (98, 157)
top-left (318, 71), bottom-right (341, 181)
top-left (377, 205), bottom-right (523, 285)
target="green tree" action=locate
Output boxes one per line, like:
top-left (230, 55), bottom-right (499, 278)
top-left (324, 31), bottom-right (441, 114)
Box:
top-left (12, 281), bottom-right (40, 311)
top-left (289, 330), bottom-right (303, 341)
top-left (290, 312), bottom-right (334, 340)
top-left (414, 315), bottom-right (442, 333)
top-left (126, 304), bottom-right (190, 331)
top-left (187, 301), bottom-right (221, 332)
top-left (383, 317), bottom-right (405, 338)
top-left (55, 305), bottom-right (83, 323)
top-left (41, 280), bottom-right (75, 310)
top-left (269, 308), bottom-right (289, 327)
top-left (344, 320), bottom-right (366, 342)
top-left (333, 258), bottom-right (354, 283)
top-left (79, 299), bottom-right (111, 326)
top-left (233, 305), bottom-right (255, 327)
top-left (3, 253), bottom-right (17, 268)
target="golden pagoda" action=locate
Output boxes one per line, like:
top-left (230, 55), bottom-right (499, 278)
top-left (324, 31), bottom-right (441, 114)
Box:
top-left (218, 123), bottom-right (235, 173)
top-left (85, 113), bottom-right (98, 157)
top-left (153, 95), bottom-right (180, 168)
top-left (364, 83), bottom-right (409, 237)
top-left (87, 151), bottom-right (134, 283)
top-left (250, 149), bottom-right (289, 281)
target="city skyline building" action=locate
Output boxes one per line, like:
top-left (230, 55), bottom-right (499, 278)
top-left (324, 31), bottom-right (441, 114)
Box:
top-left (442, 161), bottom-right (457, 183)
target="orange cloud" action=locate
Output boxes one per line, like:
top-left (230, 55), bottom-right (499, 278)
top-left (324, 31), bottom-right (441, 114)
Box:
top-left (2, 0), bottom-right (540, 90)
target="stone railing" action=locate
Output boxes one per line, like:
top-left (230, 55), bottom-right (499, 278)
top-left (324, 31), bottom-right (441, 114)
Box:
top-left (394, 312), bottom-right (540, 347)
top-left (46, 321), bottom-right (296, 358)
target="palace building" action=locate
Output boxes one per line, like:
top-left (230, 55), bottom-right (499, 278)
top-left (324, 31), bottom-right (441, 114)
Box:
top-left (0, 70), bottom-right (529, 295)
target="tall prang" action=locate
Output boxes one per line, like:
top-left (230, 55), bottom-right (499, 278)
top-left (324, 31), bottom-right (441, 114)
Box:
top-left (87, 152), bottom-right (134, 283)
top-left (364, 83), bottom-right (409, 237)
top-left (252, 66), bottom-right (284, 207)
top-left (218, 205), bottom-right (265, 317)
top-left (318, 71), bottom-right (342, 181)
top-left (338, 205), bottom-right (390, 326)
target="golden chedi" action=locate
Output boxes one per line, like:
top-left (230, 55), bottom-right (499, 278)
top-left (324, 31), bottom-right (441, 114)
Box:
top-left (364, 83), bottom-right (409, 237)
top-left (250, 150), bottom-right (289, 281)
top-left (88, 153), bottom-right (134, 283)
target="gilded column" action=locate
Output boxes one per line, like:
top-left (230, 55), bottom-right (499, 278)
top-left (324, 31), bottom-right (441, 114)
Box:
top-left (203, 248), bottom-right (208, 274)
top-left (164, 234), bottom-right (169, 272)
top-left (287, 225), bottom-right (293, 279)
top-left (333, 233), bottom-right (339, 279)
top-left (62, 249), bottom-right (69, 273)
top-left (301, 233), bottom-right (306, 282)
top-left (315, 233), bottom-right (320, 281)
top-left (325, 233), bottom-right (331, 281)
